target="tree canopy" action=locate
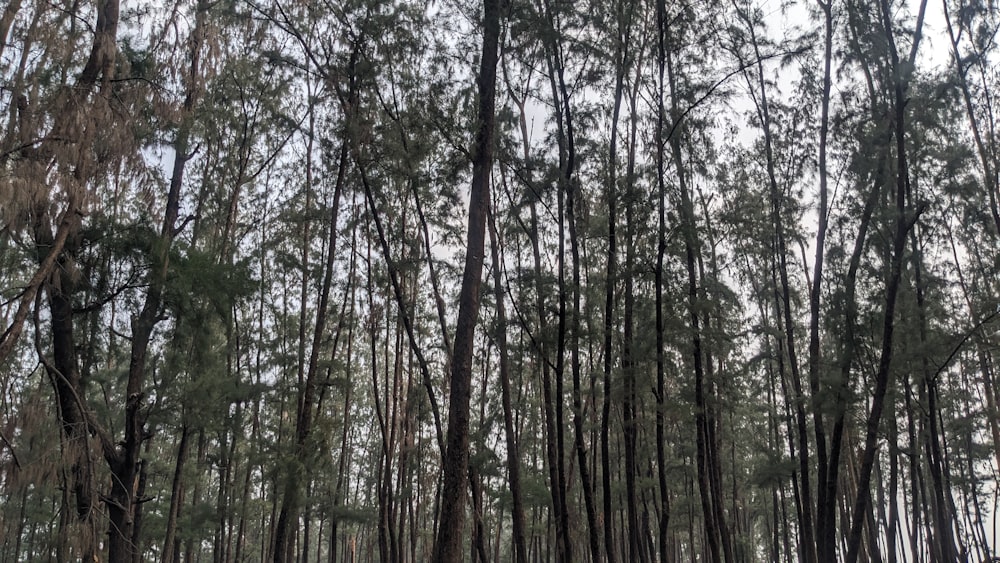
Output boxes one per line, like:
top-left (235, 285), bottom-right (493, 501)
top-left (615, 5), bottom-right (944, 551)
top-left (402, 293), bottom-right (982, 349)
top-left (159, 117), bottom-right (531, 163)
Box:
top-left (1, 0), bottom-right (999, 561)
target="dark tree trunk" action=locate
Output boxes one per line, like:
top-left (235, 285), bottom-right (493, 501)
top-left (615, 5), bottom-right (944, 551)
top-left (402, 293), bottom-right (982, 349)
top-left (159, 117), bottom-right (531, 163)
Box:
top-left (273, 47), bottom-right (353, 563)
top-left (487, 193), bottom-right (528, 563)
top-left (161, 425), bottom-right (190, 563)
top-left (432, 0), bottom-right (500, 559)
top-left (845, 1), bottom-right (928, 560)
top-left (654, 0), bottom-right (671, 556)
top-left (664, 30), bottom-right (724, 563)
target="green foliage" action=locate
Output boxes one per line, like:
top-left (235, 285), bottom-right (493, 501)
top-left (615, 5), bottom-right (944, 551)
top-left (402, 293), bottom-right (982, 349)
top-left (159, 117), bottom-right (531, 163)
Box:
top-left (163, 247), bottom-right (255, 318)
top-left (4, 0), bottom-right (1000, 561)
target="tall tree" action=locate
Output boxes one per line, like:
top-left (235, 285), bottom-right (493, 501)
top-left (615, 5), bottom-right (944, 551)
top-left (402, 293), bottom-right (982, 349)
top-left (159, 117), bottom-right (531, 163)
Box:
top-left (432, 0), bottom-right (501, 559)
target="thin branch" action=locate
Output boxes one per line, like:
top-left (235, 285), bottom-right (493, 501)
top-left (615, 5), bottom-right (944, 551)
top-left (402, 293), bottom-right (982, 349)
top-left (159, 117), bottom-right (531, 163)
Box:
top-left (932, 308), bottom-right (1000, 383)
top-left (0, 203), bottom-right (78, 365)
top-left (0, 428), bottom-right (19, 470)
top-left (664, 46), bottom-right (810, 143)
top-left (0, 135), bottom-right (74, 160)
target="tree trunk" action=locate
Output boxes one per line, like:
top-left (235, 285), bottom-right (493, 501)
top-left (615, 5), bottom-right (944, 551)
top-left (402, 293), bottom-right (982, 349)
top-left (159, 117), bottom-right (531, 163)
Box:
top-left (654, 1), bottom-right (671, 556)
top-left (845, 2), bottom-right (928, 560)
top-left (273, 46), bottom-right (354, 563)
top-left (432, 0), bottom-right (500, 558)
top-left (487, 187), bottom-right (528, 563)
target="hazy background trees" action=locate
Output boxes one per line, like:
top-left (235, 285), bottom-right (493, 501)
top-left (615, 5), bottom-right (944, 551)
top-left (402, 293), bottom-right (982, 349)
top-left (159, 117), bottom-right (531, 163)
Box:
top-left (1, 0), bottom-right (999, 561)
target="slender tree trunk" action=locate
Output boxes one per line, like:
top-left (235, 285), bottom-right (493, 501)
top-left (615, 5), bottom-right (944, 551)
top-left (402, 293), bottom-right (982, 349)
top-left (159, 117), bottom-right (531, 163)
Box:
top-left (823, 11), bottom-right (894, 553)
top-left (654, 1), bottom-right (671, 556)
top-left (516, 78), bottom-right (569, 563)
top-left (811, 1), bottom-right (835, 558)
top-left (162, 425), bottom-right (191, 563)
top-left (563, 63), bottom-right (602, 563)
top-left (0, 0), bottom-right (21, 65)
top-left (17, 0), bottom-right (120, 557)
top-left (663, 28), bottom-right (724, 563)
top-left (432, 0), bottom-right (500, 558)
top-left (887, 398), bottom-right (899, 563)
top-left (600, 0), bottom-right (635, 558)
top-left (330, 233), bottom-right (358, 563)
top-left (623, 49), bottom-right (646, 563)
top-left (273, 49), bottom-right (352, 561)
top-left (602, 17), bottom-right (624, 562)
top-left (845, 3), bottom-right (928, 560)
top-left (487, 188), bottom-right (528, 563)
top-left (732, 10), bottom-right (813, 562)
top-left (908, 192), bottom-right (959, 560)
top-left (943, 0), bottom-right (1000, 237)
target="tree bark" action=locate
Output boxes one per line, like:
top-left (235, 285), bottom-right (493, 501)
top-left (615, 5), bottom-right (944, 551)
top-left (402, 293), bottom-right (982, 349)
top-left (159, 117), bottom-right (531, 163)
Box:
top-left (845, 1), bottom-right (928, 560)
top-left (272, 43), bottom-right (354, 563)
top-left (654, 1), bottom-right (671, 556)
top-left (432, 0), bottom-right (500, 559)
top-left (487, 189), bottom-right (528, 563)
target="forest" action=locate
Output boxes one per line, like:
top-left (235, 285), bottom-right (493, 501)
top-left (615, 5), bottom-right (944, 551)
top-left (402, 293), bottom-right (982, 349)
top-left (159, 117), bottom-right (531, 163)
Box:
top-left (0, 0), bottom-right (998, 560)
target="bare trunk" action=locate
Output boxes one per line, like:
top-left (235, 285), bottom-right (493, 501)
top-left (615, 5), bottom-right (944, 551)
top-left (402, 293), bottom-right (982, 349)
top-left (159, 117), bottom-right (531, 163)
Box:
top-left (845, 2), bottom-right (928, 560)
top-left (432, 0), bottom-right (500, 558)
top-left (487, 188), bottom-right (528, 563)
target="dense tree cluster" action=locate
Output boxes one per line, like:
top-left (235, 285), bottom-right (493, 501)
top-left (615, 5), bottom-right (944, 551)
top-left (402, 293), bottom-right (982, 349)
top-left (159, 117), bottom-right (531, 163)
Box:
top-left (0, 0), bottom-right (998, 561)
